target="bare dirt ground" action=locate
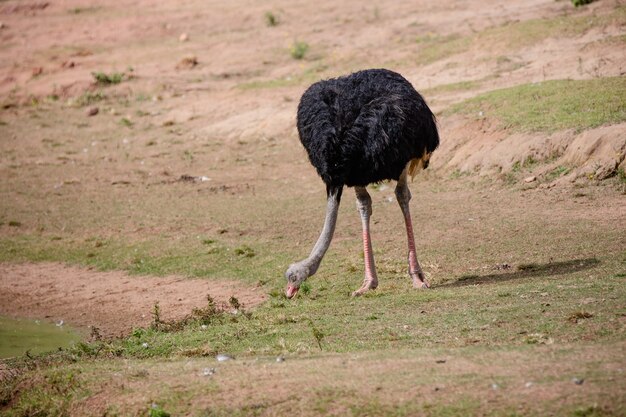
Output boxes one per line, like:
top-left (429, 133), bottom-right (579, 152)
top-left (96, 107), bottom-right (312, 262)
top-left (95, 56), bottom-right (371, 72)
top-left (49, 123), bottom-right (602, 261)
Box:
top-left (0, 263), bottom-right (265, 337)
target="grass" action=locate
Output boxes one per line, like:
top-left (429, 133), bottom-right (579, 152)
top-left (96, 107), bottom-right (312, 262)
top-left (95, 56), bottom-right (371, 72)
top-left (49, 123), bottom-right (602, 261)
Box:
top-left (290, 41), bottom-right (309, 60)
top-left (237, 62), bottom-right (328, 90)
top-left (92, 71), bottom-right (125, 85)
top-left (414, 6), bottom-right (625, 65)
top-left (264, 11), bottom-right (278, 27)
top-left (447, 77), bottom-right (626, 132)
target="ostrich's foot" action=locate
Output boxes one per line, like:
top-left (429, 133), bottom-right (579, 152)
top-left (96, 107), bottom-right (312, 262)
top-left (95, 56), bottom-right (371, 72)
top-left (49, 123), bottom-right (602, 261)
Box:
top-left (410, 271), bottom-right (430, 289)
top-left (351, 277), bottom-right (378, 297)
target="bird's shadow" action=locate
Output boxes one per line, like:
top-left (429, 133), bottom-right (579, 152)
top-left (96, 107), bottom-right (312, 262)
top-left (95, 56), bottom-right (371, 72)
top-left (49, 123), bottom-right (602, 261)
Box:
top-left (438, 258), bottom-right (600, 288)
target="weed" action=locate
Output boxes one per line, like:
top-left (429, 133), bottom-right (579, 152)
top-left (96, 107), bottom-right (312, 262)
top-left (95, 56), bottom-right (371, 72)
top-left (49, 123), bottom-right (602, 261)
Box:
top-left (8, 220), bottom-right (21, 227)
top-left (568, 311), bottom-right (593, 323)
top-left (265, 11), bottom-right (278, 27)
top-left (229, 296), bottom-right (240, 310)
top-left (617, 168), bottom-right (626, 184)
top-left (572, 0), bottom-right (595, 6)
top-left (300, 281), bottom-right (311, 295)
top-left (120, 117), bottom-right (133, 127)
top-left (92, 71), bottom-right (125, 85)
top-left (308, 320), bottom-right (325, 351)
top-left (74, 91), bottom-right (106, 107)
top-left (545, 166), bottom-right (570, 182)
top-left (234, 245), bottom-right (255, 258)
top-left (290, 41), bottom-right (309, 60)
top-left (152, 301), bottom-right (162, 330)
top-left (149, 404), bottom-right (171, 417)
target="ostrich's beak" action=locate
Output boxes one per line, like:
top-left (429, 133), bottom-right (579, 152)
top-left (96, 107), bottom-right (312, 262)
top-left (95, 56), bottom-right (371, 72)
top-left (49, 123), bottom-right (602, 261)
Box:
top-left (286, 285), bottom-right (299, 299)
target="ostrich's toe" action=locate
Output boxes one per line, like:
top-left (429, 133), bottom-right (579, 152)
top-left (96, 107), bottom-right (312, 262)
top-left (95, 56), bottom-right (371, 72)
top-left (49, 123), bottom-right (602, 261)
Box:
top-left (351, 278), bottom-right (378, 297)
top-left (410, 272), bottom-right (429, 289)
top-left (412, 280), bottom-right (430, 289)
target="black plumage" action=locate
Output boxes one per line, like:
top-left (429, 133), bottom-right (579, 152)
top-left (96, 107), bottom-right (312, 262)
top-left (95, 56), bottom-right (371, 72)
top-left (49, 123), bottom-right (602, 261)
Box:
top-left (296, 68), bottom-right (439, 190)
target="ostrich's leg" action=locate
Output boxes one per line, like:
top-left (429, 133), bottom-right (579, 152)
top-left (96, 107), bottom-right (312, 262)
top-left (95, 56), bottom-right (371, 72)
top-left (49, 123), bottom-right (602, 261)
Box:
top-left (285, 186), bottom-right (342, 298)
top-left (395, 172), bottom-right (429, 289)
top-left (352, 186), bottom-right (379, 296)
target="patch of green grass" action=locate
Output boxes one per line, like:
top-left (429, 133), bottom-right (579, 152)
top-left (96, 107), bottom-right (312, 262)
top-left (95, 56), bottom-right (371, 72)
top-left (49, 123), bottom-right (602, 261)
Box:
top-left (74, 91), bottom-right (106, 107)
top-left (415, 7), bottom-right (625, 65)
top-left (92, 71), bottom-right (125, 85)
top-left (290, 41), bottom-right (309, 60)
top-left (120, 117), bottom-right (133, 127)
top-left (264, 11), bottom-right (278, 27)
top-left (545, 166), bottom-right (571, 181)
top-left (572, 0), bottom-right (596, 7)
top-left (237, 63), bottom-right (328, 90)
top-left (423, 79), bottom-right (482, 95)
top-left (447, 77), bottom-right (626, 132)
top-left (3, 368), bottom-right (87, 417)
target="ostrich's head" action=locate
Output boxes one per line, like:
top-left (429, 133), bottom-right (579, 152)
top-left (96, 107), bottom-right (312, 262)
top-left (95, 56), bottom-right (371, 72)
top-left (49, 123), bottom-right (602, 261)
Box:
top-left (284, 262), bottom-right (310, 299)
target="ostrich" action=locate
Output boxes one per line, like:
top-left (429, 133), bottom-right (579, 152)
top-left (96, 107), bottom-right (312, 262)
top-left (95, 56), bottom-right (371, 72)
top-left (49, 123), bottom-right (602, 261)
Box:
top-left (285, 68), bottom-right (439, 298)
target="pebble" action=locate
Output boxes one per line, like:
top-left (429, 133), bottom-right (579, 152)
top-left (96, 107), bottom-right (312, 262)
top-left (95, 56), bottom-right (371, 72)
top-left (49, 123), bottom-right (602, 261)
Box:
top-left (86, 106), bottom-right (99, 116)
top-left (525, 382), bottom-right (533, 388)
top-left (0, 22), bottom-right (5, 29)
top-left (142, 342), bottom-right (149, 348)
top-left (201, 367), bottom-right (216, 376)
top-left (179, 33), bottom-right (189, 42)
top-left (216, 354), bottom-right (232, 362)
top-left (56, 320), bottom-right (64, 327)
top-left (276, 356), bottom-right (285, 363)
top-left (573, 378), bottom-right (584, 385)
top-left (524, 176), bottom-right (536, 183)
top-left (491, 383), bottom-right (499, 390)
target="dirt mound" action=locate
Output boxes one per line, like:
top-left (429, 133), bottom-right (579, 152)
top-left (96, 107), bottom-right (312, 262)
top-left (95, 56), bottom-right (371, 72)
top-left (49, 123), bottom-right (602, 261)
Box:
top-left (0, 263), bottom-right (266, 337)
top-left (436, 117), bottom-right (626, 182)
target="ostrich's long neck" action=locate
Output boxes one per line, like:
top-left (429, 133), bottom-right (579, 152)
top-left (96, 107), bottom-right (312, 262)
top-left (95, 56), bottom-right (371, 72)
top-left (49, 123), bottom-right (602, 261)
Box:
top-left (304, 187), bottom-right (341, 275)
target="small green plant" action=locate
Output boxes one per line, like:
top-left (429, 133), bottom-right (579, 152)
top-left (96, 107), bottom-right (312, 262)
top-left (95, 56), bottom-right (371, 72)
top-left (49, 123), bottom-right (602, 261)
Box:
top-left (149, 404), bottom-right (171, 417)
top-left (300, 281), bottom-right (311, 295)
top-left (545, 166), bottom-right (570, 181)
top-left (92, 71), bottom-right (125, 85)
top-left (308, 319), bottom-right (325, 351)
top-left (290, 41), bottom-right (309, 60)
top-left (151, 301), bottom-right (162, 330)
top-left (120, 117), bottom-right (133, 127)
top-left (75, 91), bottom-right (106, 107)
top-left (265, 11), bottom-right (278, 27)
top-left (572, 0), bottom-right (595, 6)
top-left (234, 245), bottom-right (256, 258)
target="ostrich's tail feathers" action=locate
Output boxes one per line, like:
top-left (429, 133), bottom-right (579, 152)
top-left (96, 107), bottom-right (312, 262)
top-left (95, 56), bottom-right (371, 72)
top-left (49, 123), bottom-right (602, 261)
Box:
top-left (407, 151), bottom-right (432, 181)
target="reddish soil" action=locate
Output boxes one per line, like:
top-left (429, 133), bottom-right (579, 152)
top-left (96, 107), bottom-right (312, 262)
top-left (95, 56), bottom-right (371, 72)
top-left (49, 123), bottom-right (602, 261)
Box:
top-left (0, 262), bottom-right (266, 337)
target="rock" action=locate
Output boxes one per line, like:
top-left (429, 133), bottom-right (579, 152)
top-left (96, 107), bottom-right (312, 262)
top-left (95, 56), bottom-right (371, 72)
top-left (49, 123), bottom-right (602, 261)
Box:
top-left (524, 176), bottom-right (536, 183)
top-left (86, 106), bottom-right (99, 116)
top-left (573, 378), bottom-right (584, 385)
top-left (0, 22), bottom-right (6, 29)
top-left (201, 367), bottom-right (216, 376)
top-left (525, 382), bottom-right (533, 388)
top-left (216, 354), bottom-right (233, 362)
top-left (179, 33), bottom-right (189, 42)
top-left (491, 383), bottom-right (499, 390)
top-left (276, 356), bottom-right (285, 363)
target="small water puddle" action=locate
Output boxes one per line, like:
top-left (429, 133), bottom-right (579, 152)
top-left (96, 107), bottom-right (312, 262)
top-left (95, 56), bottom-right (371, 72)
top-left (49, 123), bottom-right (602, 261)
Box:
top-left (0, 316), bottom-right (81, 359)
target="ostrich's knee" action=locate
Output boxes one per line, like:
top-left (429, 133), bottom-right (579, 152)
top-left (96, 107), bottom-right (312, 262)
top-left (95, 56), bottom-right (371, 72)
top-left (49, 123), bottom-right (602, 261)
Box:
top-left (355, 187), bottom-right (372, 217)
top-left (394, 184), bottom-right (411, 204)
